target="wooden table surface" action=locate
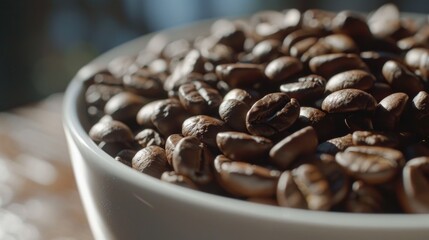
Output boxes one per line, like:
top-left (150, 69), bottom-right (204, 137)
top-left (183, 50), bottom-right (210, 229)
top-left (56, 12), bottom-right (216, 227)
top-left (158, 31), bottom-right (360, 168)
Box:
top-left (0, 94), bottom-right (92, 239)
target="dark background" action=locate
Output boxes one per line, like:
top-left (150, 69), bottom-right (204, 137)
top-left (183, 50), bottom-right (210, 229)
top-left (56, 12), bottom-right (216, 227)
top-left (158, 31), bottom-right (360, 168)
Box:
top-left (1, 0), bottom-right (428, 110)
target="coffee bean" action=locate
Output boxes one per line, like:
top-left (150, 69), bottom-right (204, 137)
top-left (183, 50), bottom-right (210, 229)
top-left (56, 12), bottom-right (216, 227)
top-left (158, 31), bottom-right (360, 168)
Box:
top-left (382, 60), bottom-right (424, 96)
top-left (180, 49), bottom-right (206, 75)
top-left (219, 99), bottom-right (250, 132)
top-left (325, 70), bottom-right (375, 93)
top-left (322, 89), bottom-right (377, 113)
top-left (216, 63), bottom-right (265, 88)
top-left (283, 29), bottom-right (324, 53)
top-left (279, 74), bottom-right (326, 102)
top-left (314, 154), bottom-right (349, 205)
top-left (216, 131), bottom-right (272, 162)
top-left (182, 115), bottom-right (228, 148)
top-left (302, 9), bottom-right (335, 31)
top-left (352, 131), bottom-right (398, 147)
top-left (178, 81), bottom-right (222, 115)
top-left (161, 39), bottom-right (191, 59)
top-left (172, 136), bottom-right (213, 185)
top-left (277, 164), bottom-right (332, 210)
top-left (360, 51), bottom-right (403, 78)
top-left (264, 56), bottom-right (303, 82)
top-left (345, 180), bottom-right (383, 213)
top-left (123, 71), bottom-right (164, 98)
top-left (331, 11), bottom-right (372, 39)
top-left (251, 39), bottom-right (282, 63)
top-left (164, 134), bottom-right (183, 166)
top-left (246, 93), bottom-right (300, 137)
top-left (214, 155), bottom-right (280, 197)
top-left (317, 134), bottom-right (353, 155)
top-left (161, 171), bottom-right (198, 190)
top-left (107, 55), bottom-right (136, 78)
top-left (411, 91), bottom-right (429, 118)
top-left (132, 146), bottom-right (169, 178)
top-left (270, 126), bottom-right (318, 169)
top-left (151, 98), bottom-right (190, 136)
top-left (223, 88), bottom-right (259, 105)
top-left (89, 119), bottom-right (133, 143)
top-left (104, 92), bottom-right (148, 122)
top-left (309, 53), bottom-right (368, 78)
top-left (136, 100), bottom-right (163, 128)
top-left (211, 19), bottom-right (246, 52)
top-left (85, 84), bottom-right (123, 110)
top-left (115, 149), bottom-right (137, 167)
top-left (295, 106), bottom-right (335, 140)
top-left (289, 37), bottom-right (318, 59)
top-left (398, 157), bottom-right (429, 213)
top-left (135, 129), bottom-right (165, 148)
top-left (368, 82), bottom-right (393, 102)
top-left (93, 71), bottom-right (122, 86)
top-left (335, 146), bottom-right (405, 184)
top-left (373, 92), bottom-right (409, 130)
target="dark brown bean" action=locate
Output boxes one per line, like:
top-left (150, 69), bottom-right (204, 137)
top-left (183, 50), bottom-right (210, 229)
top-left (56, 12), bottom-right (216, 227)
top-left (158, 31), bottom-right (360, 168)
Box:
top-left (352, 131), bottom-right (398, 147)
top-left (89, 119), bottom-right (133, 143)
top-left (211, 19), bottom-right (246, 52)
top-left (172, 136), bottom-right (213, 185)
top-left (283, 29), bottom-right (324, 53)
top-left (107, 55), bottom-right (136, 78)
top-left (264, 56), bottom-right (303, 82)
top-left (325, 70), bottom-right (375, 93)
top-left (115, 149), bottom-right (137, 167)
top-left (216, 131), bottom-right (272, 162)
top-left (277, 164), bottom-right (332, 211)
top-left (301, 9), bottom-right (335, 31)
top-left (160, 171), bottom-right (198, 190)
top-left (104, 92), bottom-right (148, 122)
top-left (214, 155), bottom-right (280, 198)
top-left (335, 146), bottom-right (405, 184)
top-left (132, 146), bottom-right (169, 178)
top-left (373, 92), bottom-right (409, 131)
top-left (151, 98), bottom-right (190, 137)
top-left (346, 180), bottom-right (383, 213)
top-left (317, 134), bottom-right (353, 155)
top-left (135, 129), bottom-right (165, 148)
top-left (123, 71), bottom-right (164, 98)
top-left (382, 60), bottom-right (424, 96)
top-left (251, 39), bottom-right (282, 63)
top-left (178, 81), bottom-right (222, 115)
top-left (246, 93), bottom-right (300, 137)
top-left (331, 11), bottom-right (372, 39)
top-left (398, 157), bottom-right (429, 213)
top-left (321, 89), bottom-right (377, 113)
top-left (309, 53), bottom-right (368, 78)
top-left (296, 106), bottom-right (335, 141)
top-left (219, 99), bottom-right (250, 132)
top-left (216, 63), bottom-right (265, 88)
top-left (270, 126), bottom-right (318, 169)
top-left (279, 74), bottom-right (326, 102)
top-left (164, 134), bottom-right (183, 166)
top-left (182, 115), bottom-right (228, 148)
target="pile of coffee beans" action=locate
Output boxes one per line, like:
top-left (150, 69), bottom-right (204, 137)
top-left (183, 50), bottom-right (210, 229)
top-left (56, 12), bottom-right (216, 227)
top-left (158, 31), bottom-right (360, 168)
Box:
top-left (84, 4), bottom-right (429, 213)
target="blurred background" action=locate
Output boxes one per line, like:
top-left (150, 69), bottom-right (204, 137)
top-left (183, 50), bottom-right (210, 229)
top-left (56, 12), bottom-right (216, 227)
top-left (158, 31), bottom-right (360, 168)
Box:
top-left (1, 0), bottom-right (429, 110)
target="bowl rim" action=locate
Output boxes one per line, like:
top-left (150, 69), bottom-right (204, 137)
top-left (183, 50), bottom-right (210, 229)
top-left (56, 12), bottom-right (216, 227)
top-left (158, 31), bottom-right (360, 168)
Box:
top-left (63, 15), bottom-right (429, 230)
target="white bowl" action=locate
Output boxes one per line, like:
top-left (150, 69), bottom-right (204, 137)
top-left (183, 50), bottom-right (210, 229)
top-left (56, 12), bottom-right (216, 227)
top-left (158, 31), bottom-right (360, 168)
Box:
top-left (63, 18), bottom-right (429, 240)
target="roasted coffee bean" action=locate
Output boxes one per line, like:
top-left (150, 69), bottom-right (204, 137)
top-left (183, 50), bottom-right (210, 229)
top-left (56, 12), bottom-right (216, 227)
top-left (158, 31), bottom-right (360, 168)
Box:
top-left (89, 119), bottom-right (133, 143)
top-left (104, 92), bottom-right (148, 122)
top-left (264, 56), bottom-right (303, 82)
top-left (161, 39), bottom-right (191, 59)
top-left (296, 106), bottom-right (334, 140)
top-left (352, 131), bottom-right (398, 147)
top-left (219, 99), bottom-right (250, 132)
top-left (85, 84), bottom-right (123, 109)
top-left (216, 131), bottom-right (272, 162)
top-left (178, 81), bottom-right (222, 115)
top-left (151, 98), bottom-right (190, 136)
top-left (180, 49), bottom-right (206, 75)
top-left (160, 171), bottom-right (198, 190)
top-left (107, 55), bottom-right (136, 78)
top-left (115, 149), bottom-right (137, 167)
top-left (136, 100), bottom-right (163, 128)
top-left (344, 112), bottom-right (373, 131)
top-left (289, 37), bottom-right (318, 59)
top-left (314, 154), bottom-right (349, 205)
top-left (411, 91), bottom-right (429, 119)
top-left (283, 29), bottom-right (324, 53)
top-left (132, 146), bottom-right (169, 178)
top-left (398, 157), bottom-right (429, 213)
top-left (135, 129), bottom-right (165, 148)
top-left (309, 53), bottom-right (368, 78)
top-left (211, 19), bottom-right (246, 52)
top-left (301, 9), bottom-right (335, 31)
top-left (397, 37), bottom-right (427, 51)
top-left (373, 92), bottom-right (409, 130)
top-left (382, 60), bottom-right (424, 96)
top-left (300, 34), bottom-right (358, 62)
top-left (165, 134), bottom-right (183, 166)
top-left (331, 11), bottom-right (372, 39)
top-left (270, 126), bottom-right (318, 169)
top-left (317, 134), bottom-right (353, 155)
top-left (223, 88), bottom-right (259, 105)
top-left (345, 180), bottom-right (383, 213)
top-left (325, 70), bottom-right (375, 93)
top-left (368, 4), bottom-right (412, 41)
top-left (360, 51), bottom-right (403, 78)
top-left (123, 71), bottom-right (164, 98)
top-left (214, 155), bottom-right (280, 198)
top-left (277, 164), bottom-right (332, 210)
top-left (172, 136), bottom-right (213, 185)
top-left (279, 74), bottom-right (326, 102)
top-left (216, 63), bottom-right (265, 88)
top-left (251, 39), bottom-right (282, 63)
top-left (321, 89), bottom-right (377, 113)
top-left (93, 71), bottom-right (122, 86)
top-left (335, 146), bottom-right (405, 184)
top-left (182, 115), bottom-right (228, 148)
top-left (246, 93), bottom-right (300, 137)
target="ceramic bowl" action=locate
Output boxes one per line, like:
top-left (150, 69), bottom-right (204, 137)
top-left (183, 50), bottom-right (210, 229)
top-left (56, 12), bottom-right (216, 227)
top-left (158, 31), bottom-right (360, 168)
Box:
top-left (63, 18), bottom-right (429, 240)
